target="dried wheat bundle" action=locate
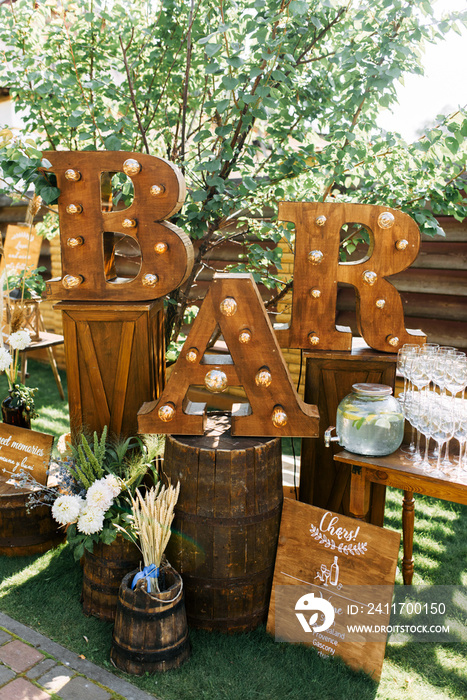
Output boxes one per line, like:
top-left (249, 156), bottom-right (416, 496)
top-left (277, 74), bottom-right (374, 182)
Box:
top-left (129, 482), bottom-right (180, 592)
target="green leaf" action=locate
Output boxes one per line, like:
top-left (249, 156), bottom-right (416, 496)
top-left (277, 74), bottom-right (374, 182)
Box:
top-left (205, 43), bottom-right (222, 57)
top-left (222, 75), bottom-right (239, 90)
top-left (445, 137), bottom-right (458, 155)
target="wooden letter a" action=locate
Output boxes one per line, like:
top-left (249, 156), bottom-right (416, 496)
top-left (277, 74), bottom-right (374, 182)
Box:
top-left (138, 274), bottom-right (319, 437)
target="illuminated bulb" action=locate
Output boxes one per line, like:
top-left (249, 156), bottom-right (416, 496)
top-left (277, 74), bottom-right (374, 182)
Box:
top-left (150, 184), bottom-right (165, 197)
top-left (387, 335), bottom-right (399, 347)
top-left (272, 405), bottom-right (288, 428)
top-left (204, 369), bottom-right (228, 393)
top-left (395, 239), bottom-right (408, 251)
top-left (142, 273), bottom-right (158, 287)
top-left (378, 211), bottom-right (395, 229)
top-left (62, 274), bottom-right (83, 289)
top-left (375, 299), bottom-right (386, 309)
top-left (362, 270), bottom-right (377, 286)
top-left (122, 158), bottom-right (141, 176)
top-left (186, 348), bottom-right (198, 363)
top-left (64, 169), bottom-right (81, 182)
top-left (158, 404), bottom-right (175, 422)
top-left (310, 288), bottom-right (321, 298)
top-left (220, 297), bottom-right (237, 316)
top-left (308, 249), bottom-right (324, 264)
top-left (122, 218), bottom-right (136, 228)
top-left (66, 203), bottom-right (82, 215)
top-left (66, 236), bottom-right (84, 248)
top-left (315, 215), bottom-right (327, 227)
top-left (154, 242), bottom-right (168, 255)
top-left (255, 368), bottom-right (272, 387)
top-left (308, 332), bottom-right (320, 346)
top-left (238, 329), bottom-right (252, 344)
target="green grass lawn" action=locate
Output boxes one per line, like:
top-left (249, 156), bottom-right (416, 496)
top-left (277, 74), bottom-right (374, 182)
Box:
top-left (0, 361), bottom-right (465, 700)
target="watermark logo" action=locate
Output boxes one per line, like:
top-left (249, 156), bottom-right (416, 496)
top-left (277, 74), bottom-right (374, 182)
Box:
top-left (295, 592), bottom-right (335, 633)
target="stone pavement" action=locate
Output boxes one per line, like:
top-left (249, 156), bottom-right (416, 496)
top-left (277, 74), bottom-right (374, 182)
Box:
top-left (0, 612), bottom-right (157, 700)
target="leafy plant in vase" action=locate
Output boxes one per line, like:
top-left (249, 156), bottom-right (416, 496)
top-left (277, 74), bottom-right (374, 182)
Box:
top-left (0, 330), bottom-right (37, 428)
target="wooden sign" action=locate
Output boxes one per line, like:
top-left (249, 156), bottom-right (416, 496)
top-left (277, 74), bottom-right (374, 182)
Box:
top-left (44, 151), bottom-right (194, 301)
top-left (0, 223), bottom-right (42, 275)
top-left (0, 423), bottom-right (54, 486)
top-left (275, 202), bottom-right (426, 353)
top-left (267, 499), bottom-right (400, 680)
top-left (138, 273), bottom-right (319, 437)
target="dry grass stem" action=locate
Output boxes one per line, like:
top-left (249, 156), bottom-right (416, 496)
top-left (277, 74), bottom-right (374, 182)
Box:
top-left (129, 481), bottom-right (180, 592)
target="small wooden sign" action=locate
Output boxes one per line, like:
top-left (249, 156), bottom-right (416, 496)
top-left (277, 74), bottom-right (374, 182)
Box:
top-left (0, 423), bottom-right (54, 486)
top-left (267, 499), bottom-right (400, 680)
top-left (0, 223), bottom-right (42, 276)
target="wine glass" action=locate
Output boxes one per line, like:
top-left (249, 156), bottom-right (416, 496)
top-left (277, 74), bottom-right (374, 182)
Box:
top-left (441, 357), bottom-right (467, 467)
top-left (447, 404), bottom-right (467, 481)
top-left (430, 401), bottom-right (455, 477)
top-left (414, 395), bottom-right (434, 472)
top-left (398, 346), bottom-right (419, 454)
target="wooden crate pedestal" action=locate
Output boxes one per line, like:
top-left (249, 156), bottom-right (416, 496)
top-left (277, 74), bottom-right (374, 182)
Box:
top-left (299, 339), bottom-right (397, 525)
top-left (57, 300), bottom-right (165, 440)
top-left (111, 565), bottom-right (190, 674)
top-left (81, 536), bottom-right (141, 621)
top-left (163, 416), bottom-right (283, 632)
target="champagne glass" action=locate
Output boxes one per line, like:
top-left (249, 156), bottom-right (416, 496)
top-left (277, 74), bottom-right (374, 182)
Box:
top-left (447, 404), bottom-right (467, 481)
top-left (442, 357), bottom-right (467, 467)
top-left (414, 396), bottom-right (433, 472)
top-left (430, 402), bottom-right (455, 477)
top-left (398, 346), bottom-right (419, 454)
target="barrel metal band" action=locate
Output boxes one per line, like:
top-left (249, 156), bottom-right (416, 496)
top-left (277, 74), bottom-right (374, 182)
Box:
top-left (118, 594), bottom-right (185, 621)
top-left (182, 564), bottom-right (274, 588)
top-left (175, 501), bottom-right (282, 527)
top-left (111, 634), bottom-right (190, 663)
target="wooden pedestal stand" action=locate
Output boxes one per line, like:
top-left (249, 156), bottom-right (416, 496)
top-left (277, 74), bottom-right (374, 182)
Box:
top-left (57, 300), bottom-right (165, 439)
top-left (299, 338), bottom-right (397, 525)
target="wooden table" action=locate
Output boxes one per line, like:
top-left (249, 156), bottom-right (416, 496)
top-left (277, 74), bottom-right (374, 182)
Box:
top-left (334, 448), bottom-right (467, 585)
top-left (17, 331), bottom-right (65, 400)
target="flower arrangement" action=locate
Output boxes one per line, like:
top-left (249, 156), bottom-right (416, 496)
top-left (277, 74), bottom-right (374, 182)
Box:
top-left (123, 481), bottom-right (180, 593)
top-left (53, 427), bottom-right (164, 560)
top-left (0, 329), bottom-right (38, 420)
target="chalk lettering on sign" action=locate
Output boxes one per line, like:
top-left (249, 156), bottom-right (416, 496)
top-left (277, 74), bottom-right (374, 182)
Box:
top-left (309, 511), bottom-right (368, 556)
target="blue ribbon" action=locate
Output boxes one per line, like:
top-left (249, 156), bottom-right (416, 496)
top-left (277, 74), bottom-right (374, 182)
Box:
top-left (131, 564), bottom-right (159, 591)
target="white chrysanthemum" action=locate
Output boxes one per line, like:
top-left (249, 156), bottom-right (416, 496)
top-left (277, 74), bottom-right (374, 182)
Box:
top-left (8, 330), bottom-right (31, 351)
top-left (77, 505), bottom-right (105, 535)
top-left (86, 479), bottom-right (114, 511)
top-left (0, 347), bottom-right (12, 372)
top-left (52, 494), bottom-right (84, 526)
top-left (104, 474), bottom-right (122, 498)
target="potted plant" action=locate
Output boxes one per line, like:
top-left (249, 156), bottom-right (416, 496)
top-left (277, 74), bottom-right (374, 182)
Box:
top-left (111, 480), bottom-right (191, 674)
top-left (0, 330), bottom-right (37, 428)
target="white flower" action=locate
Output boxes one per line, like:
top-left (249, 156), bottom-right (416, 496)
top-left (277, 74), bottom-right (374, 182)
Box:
top-left (8, 330), bottom-right (31, 351)
top-left (104, 474), bottom-right (122, 498)
top-left (0, 347), bottom-right (12, 372)
top-left (77, 505), bottom-right (105, 535)
top-left (86, 479), bottom-right (114, 512)
top-left (52, 494), bottom-right (84, 526)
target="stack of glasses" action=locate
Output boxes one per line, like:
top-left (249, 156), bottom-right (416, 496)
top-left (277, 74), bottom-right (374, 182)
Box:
top-left (397, 344), bottom-right (467, 480)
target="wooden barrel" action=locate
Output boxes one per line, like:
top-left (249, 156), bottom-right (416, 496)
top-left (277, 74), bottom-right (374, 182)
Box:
top-left (0, 490), bottom-right (65, 557)
top-left (111, 566), bottom-right (191, 674)
top-left (163, 416), bottom-right (283, 632)
top-left (82, 536), bottom-right (141, 621)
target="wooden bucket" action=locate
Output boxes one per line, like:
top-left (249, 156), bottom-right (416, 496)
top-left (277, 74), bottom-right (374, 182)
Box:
top-left (111, 565), bottom-right (191, 674)
top-left (0, 491), bottom-right (65, 557)
top-left (163, 416), bottom-right (283, 632)
top-left (82, 536), bottom-right (141, 621)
